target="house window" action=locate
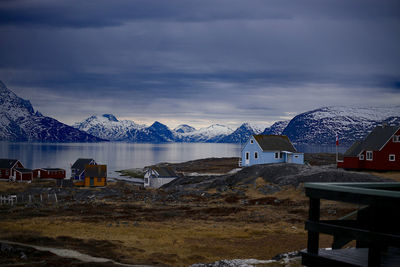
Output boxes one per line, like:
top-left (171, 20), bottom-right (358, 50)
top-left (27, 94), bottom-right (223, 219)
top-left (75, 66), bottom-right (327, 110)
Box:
top-left (274, 152), bottom-right (279, 159)
top-left (250, 139), bottom-right (254, 144)
top-left (389, 154), bottom-right (395, 161)
top-left (246, 152), bottom-right (249, 160)
top-left (144, 178), bottom-right (149, 184)
top-left (254, 152), bottom-right (258, 159)
top-left (294, 155), bottom-right (299, 158)
top-left (393, 135), bottom-right (400, 142)
top-left (366, 151), bottom-right (373, 161)
top-left (279, 152), bottom-right (283, 159)
top-left (359, 154), bottom-right (364, 160)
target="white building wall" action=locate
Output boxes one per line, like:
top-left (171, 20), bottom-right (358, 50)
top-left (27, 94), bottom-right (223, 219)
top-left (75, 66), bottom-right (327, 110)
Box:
top-left (146, 177), bottom-right (176, 188)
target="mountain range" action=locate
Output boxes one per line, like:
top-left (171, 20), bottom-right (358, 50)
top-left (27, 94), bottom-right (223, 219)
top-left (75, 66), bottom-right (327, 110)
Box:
top-left (74, 106), bottom-right (400, 145)
top-left (1, 80), bottom-right (399, 145)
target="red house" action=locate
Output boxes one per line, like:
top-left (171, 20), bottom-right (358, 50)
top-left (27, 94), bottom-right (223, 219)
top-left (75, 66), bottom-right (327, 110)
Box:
top-left (14, 168), bottom-right (33, 181)
top-left (0, 159), bottom-right (24, 180)
top-left (338, 124), bottom-right (400, 170)
top-left (33, 168), bottom-right (66, 179)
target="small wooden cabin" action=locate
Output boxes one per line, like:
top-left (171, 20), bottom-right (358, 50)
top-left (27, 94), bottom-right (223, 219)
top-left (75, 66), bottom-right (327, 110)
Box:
top-left (144, 166), bottom-right (178, 188)
top-left (0, 159), bottom-right (24, 180)
top-left (71, 158), bottom-right (96, 181)
top-left (81, 165), bottom-right (107, 187)
top-left (33, 168), bottom-right (66, 179)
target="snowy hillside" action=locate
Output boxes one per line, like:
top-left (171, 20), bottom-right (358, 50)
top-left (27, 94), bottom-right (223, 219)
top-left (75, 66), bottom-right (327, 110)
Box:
top-left (74, 116), bottom-right (177, 143)
top-left (262, 120), bottom-right (290, 135)
top-left (73, 114), bottom-right (145, 141)
top-left (177, 124), bottom-right (234, 142)
top-left (174, 124), bottom-right (196, 133)
top-left (219, 123), bottom-right (264, 143)
top-left (282, 106), bottom-right (400, 145)
top-left (0, 81), bottom-right (103, 142)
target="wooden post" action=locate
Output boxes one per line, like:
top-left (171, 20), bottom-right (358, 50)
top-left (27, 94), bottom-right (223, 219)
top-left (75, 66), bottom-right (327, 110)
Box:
top-left (54, 193), bottom-right (58, 203)
top-left (368, 205), bottom-right (381, 266)
top-left (307, 197), bottom-right (320, 254)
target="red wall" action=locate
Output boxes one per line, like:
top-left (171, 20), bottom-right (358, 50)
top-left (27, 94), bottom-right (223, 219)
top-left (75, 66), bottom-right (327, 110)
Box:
top-left (16, 172), bottom-right (33, 181)
top-left (37, 169), bottom-right (66, 179)
top-left (0, 169), bottom-right (10, 179)
top-left (340, 157), bottom-right (360, 169)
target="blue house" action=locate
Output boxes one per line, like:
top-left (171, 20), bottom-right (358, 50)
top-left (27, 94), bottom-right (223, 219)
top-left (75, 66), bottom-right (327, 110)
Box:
top-left (241, 135), bottom-right (304, 167)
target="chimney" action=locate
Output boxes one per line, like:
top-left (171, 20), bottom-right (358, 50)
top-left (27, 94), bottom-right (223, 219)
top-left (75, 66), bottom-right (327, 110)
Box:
top-left (382, 122), bottom-right (388, 128)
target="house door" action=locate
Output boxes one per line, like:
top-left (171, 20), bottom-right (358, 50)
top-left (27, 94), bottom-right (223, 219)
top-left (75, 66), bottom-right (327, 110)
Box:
top-left (90, 177), bottom-right (94, 186)
top-left (287, 154), bottom-right (292, 163)
top-left (245, 152), bottom-right (250, 165)
top-left (38, 170), bottom-right (41, 178)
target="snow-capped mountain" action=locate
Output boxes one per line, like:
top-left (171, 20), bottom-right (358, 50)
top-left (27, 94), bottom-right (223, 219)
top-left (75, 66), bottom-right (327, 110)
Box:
top-left (0, 81), bottom-right (103, 142)
top-left (218, 123), bottom-right (264, 143)
top-left (143, 121), bottom-right (175, 142)
top-left (262, 120), bottom-right (290, 135)
top-left (177, 124), bottom-right (234, 142)
top-left (282, 106), bottom-right (400, 145)
top-left (174, 124), bottom-right (196, 134)
top-left (74, 115), bottom-right (176, 143)
top-left (73, 114), bottom-right (145, 141)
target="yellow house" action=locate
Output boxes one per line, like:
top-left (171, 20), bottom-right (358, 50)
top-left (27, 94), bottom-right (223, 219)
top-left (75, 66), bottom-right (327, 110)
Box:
top-left (83, 165), bottom-right (107, 187)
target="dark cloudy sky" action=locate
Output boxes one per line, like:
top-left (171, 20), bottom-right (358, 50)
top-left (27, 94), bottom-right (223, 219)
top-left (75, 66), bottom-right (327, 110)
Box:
top-left (1, 0), bottom-right (399, 128)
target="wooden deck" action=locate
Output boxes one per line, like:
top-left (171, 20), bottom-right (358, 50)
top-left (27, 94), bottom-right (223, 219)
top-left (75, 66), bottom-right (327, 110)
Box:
top-left (302, 182), bottom-right (400, 267)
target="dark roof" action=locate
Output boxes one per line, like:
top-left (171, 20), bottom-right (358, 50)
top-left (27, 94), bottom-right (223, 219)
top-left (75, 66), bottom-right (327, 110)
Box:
top-left (85, 165), bottom-right (107, 178)
top-left (0, 159), bottom-right (19, 169)
top-left (41, 168), bottom-right (65, 171)
top-left (253, 135), bottom-right (297, 152)
top-left (344, 140), bottom-right (363, 157)
top-left (15, 168), bottom-right (32, 173)
top-left (71, 158), bottom-right (95, 175)
top-left (151, 166), bottom-right (177, 178)
top-left (344, 125), bottom-right (400, 156)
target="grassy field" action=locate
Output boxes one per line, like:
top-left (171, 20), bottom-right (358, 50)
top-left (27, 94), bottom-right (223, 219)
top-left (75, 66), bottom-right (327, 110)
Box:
top-left (0, 165), bottom-right (398, 266)
top-left (0, 182), bottom-right (356, 266)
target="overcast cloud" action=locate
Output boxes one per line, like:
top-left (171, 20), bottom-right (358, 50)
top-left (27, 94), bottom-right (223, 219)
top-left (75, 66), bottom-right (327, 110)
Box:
top-left (1, 0), bottom-right (399, 128)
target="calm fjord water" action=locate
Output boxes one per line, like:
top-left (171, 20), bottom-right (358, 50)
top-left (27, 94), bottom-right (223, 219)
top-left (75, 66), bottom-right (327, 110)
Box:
top-left (0, 142), bottom-right (241, 178)
top-left (0, 142), bottom-right (348, 178)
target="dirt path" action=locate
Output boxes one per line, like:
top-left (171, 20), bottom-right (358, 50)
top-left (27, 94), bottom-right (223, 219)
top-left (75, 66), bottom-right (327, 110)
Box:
top-left (0, 240), bottom-right (152, 267)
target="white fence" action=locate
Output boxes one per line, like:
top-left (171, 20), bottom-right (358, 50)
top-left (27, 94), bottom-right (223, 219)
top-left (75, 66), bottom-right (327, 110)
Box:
top-left (0, 195), bottom-right (17, 205)
top-left (0, 193), bottom-right (58, 205)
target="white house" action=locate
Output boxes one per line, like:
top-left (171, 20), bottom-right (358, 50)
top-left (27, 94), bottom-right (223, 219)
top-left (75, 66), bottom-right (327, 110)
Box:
top-left (241, 135), bottom-right (304, 167)
top-left (144, 166), bottom-right (178, 188)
